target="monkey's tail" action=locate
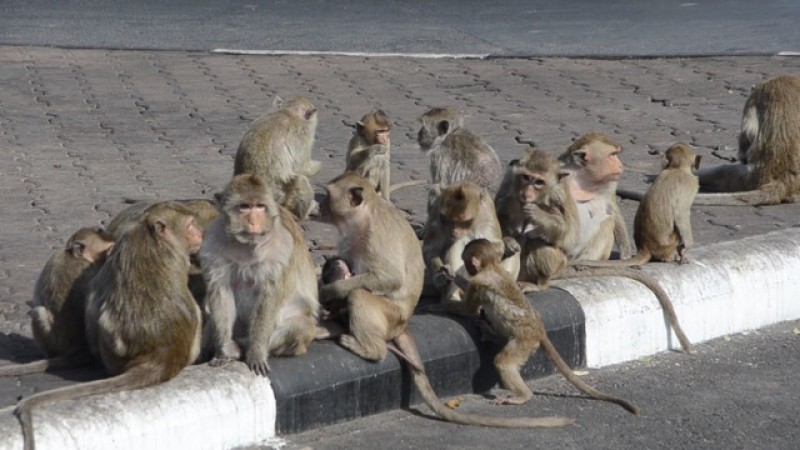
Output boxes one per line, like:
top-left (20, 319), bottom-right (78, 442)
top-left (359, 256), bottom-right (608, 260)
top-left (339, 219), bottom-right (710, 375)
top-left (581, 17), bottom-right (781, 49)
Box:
top-left (389, 179), bottom-right (427, 193)
top-left (392, 331), bottom-right (574, 429)
top-left (615, 188), bottom-right (645, 201)
top-left (15, 367), bottom-right (161, 450)
top-left (540, 333), bottom-right (639, 415)
top-left (691, 189), bottom-right (779, 206)
top-left (0, 354), bottom-right (91, 377)
top-left (560, 268), bottom-right (694, 354)
top-left (568, 251), bottom-right (651, 269)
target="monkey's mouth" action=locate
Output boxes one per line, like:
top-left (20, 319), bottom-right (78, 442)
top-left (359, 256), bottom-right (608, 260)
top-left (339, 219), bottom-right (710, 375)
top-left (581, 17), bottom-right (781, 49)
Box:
top-left (235, 231), bottom-right (268, 244)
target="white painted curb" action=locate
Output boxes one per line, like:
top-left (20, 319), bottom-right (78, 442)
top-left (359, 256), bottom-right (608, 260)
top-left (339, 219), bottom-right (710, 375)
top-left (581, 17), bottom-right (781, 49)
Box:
top-left (555, 229), bottom-right (800, 367)
top-left (0, 364), bottom-right (279, 450)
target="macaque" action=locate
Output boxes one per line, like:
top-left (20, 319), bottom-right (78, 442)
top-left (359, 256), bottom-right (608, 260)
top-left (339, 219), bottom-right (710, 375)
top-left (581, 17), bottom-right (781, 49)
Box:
top-left (319, 172), bottom-right (573, 429)
top-left (417, 107), bottom-right (502, 192)
top-left (453, 239), bottom-right (638, 413)
top-left (423, 182), bottom-right (520, 304)
top-left (573, 143), bottom-right (700, 267)
top-left (0, 228), bottom-right (114, 377)
top-left (201, 174), bottom-right (319, 376)
top-left (234, 96), bottom-right (321, 220)
top-left (19, 202), bottom-right (203, 450)
top-left (620, 76), bottom-right (800, 206)
top-left (557, 132), bottom-right (633, 260)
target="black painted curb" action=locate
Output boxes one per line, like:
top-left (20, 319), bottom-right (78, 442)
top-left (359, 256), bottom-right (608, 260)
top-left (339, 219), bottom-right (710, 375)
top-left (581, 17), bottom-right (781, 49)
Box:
top-left (268, 288), bottom-right (586, 434)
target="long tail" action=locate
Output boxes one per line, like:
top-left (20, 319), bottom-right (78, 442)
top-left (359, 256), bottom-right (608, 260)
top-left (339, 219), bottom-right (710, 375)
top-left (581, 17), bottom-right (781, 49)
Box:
top-left (615, 188), bottom-right (645, 201)
top-left (558, 268), bottom-right (694, 354)
top-left (569, 251), bottom-right (651, 269)
top-left (392, 331), bottom-right (574, 429)
top-left (389, 179), bottom-right (427, 193)
top-left (540, 333), bottom-right (639, 415)
top-left (15, 367), bottom-right (159, 450)
top-left (0, 354), bottom-right (92, 377)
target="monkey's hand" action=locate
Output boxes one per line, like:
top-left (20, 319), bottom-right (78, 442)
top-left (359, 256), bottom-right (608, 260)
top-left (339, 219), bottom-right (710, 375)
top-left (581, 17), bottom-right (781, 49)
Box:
top-left (245, 349), bottom-right (271, 377)
top-left (502, 236), bottom-right (521, 257)
top-left (209, 341), bottom-right (242, 367)
top-left (522, 202), bottom-right (543, 220)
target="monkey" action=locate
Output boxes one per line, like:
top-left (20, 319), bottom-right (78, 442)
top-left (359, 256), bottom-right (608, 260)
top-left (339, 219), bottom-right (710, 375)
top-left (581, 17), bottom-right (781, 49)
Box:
top-left (0, 228), bottom-right (114, 377)
top-left (234, 96), bottom-right (321, 220)
top-left (18, 202), bottom-right (203, 450)
top-left (106, 197), bottom-right (220, 308)
top-left (345, 110), bottom-right (426, 201)
top-left (556, 131), bottom-right (634, 260)
top-left (444, 238), bottom-right (639, 413)
top-left (618, 76), bottom-right (800, 206)
top-left (572, 143), bottom-right (700, 267)
top-left (318, 172), bottom-right (574, 429)
top-left (201, 174), bottom-right (319, 376)
top-left (496, 148), bottom-right (694, 353)
top-left (417, 107), bottom-right (503, 192)
top-left (422, 182), bottom-right (520, 304)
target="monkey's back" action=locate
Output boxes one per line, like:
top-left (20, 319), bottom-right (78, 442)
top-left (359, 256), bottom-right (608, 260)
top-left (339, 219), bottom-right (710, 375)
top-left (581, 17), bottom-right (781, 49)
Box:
top-left (471, 268), bottom-right (537, 338)
top-left (432, 128), bottom-right (502, 191)
top-left (234, 110), bottom-right (304, 184)
top-left (634, 169), bottom-right (698, 260)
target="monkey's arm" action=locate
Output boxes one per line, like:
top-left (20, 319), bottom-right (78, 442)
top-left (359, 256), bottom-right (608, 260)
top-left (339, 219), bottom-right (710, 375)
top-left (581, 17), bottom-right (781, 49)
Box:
top-left (319, 263), bottom-right (403, 302)
top-left (523, 204), bottom-right (565, 244)
top-left (609, 200), bottom-right (634, 259)
top-left (246, 286), bottom-right (281, 376)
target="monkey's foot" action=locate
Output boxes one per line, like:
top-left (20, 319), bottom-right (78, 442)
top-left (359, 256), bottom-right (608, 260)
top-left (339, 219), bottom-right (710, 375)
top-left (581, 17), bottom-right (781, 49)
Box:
top-left (246, 357), bottom-right (271, 377)
top-left (315, 321), bottom-right (345, 340)
top-left (340, 334), bottom-right (385, 361)
top-left (209, 355), bottom-right (238, 367)
top-left (518, 281), bottom-right (542, 293)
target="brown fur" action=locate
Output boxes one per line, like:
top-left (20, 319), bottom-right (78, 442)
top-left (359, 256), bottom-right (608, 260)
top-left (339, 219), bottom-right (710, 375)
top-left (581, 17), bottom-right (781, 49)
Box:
top-left (0, 228), bottom-right (114, 377)
top-left (454, 239), bottom-right (638, 414)
top-left (424, 182), bottom-right (520, 304)
top-left (234, 96), bottom-right (321, 219)
top-left (201, 174), bottom-right (319, 376)
top-left (417, 107), bottom-right (502, 192)
top-left (558, 132), bottom-right (633, 259)
top-left (18, 202), bottom-right (203, 450)
top-left (319, 172), bottom-right (572, 428)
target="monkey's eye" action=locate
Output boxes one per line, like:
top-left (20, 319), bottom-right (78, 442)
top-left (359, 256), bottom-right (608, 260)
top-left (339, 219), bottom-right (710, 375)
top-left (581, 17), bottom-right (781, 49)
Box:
top-left (254, 203), bottom-right (267, 210)
top-left (305, 109), bottom-right (316, 120)
top-left (520, 174), bottom-right (532, 183)
top-left (533, 179), bottom-right (546, 188)
top-left (238, 204), bottom-right (253, 212)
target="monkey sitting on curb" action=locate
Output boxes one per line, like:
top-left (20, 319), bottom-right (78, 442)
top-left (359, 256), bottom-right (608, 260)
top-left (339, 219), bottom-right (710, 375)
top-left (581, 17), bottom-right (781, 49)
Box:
top-left (441, 238), bottom-right (639, 414)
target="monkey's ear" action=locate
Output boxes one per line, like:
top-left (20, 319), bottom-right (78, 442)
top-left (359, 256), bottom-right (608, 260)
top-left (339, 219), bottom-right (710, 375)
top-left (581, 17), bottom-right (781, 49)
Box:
top-left (694, 155), bottom-right (702, 171)
top-left (509, 158), bottom-right (521, 167)
top-left (272, 96), bottom-right (285, 109)
top-left (348, 187), bottom-right (365, 207)
top-left (557, 171), bottom-right (570, 182)
top-left (575, 149), bottom-right (590, 165)
top-left (437, 120), bottom-right (450, 136)
top-left (354, 121), bottom-right (365, 132)
top-left (153, 219), bottom-right (170, 238)
top-left (69, 241), bottom-right (87, 259)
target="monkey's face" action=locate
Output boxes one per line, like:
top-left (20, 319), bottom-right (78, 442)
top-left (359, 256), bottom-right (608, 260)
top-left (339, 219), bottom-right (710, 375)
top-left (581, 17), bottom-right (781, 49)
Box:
top-left (581, 143), bottom-right (623, 183)
top-left (514, 170), bottom-right (547, 205)
top-left (228, 201), bottom-right (275, 245)
top-left (183, 217), bottom-right (204, 254)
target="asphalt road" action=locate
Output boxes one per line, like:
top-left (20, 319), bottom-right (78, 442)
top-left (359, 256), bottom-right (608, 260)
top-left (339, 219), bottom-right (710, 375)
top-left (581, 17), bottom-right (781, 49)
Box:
top-left (274, 319), bottom-right (800, 450)
top-left (1, 0), bottom-right (799, 56)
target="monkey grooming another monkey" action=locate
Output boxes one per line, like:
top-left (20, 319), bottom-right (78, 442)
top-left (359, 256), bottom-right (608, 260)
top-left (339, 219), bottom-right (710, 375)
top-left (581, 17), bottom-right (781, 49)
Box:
top-left (417, 107), bottom-right (503, 192)
top-left (201, 174), bottom-right (319, 376)
top-left (573, 143), bottom-right (700, 267)
top-left (319, 172), bottom-right (573, 429)
top-left (557, 132), bottom-right (633, 260)
top-left (450, 239), bottom-right (639, 413)
top-left (619, 76), bottom-right (800, 206)
top-left (423, 182), bottom-right (520, 304)
top-left (234, 96), bottom-right (321, 220)
top-left (345, 110), bottom-right (425, 201)
top-left (18, 202), bottom-right (203, 450)
top-left (0, 228), bottom-right (114, 377)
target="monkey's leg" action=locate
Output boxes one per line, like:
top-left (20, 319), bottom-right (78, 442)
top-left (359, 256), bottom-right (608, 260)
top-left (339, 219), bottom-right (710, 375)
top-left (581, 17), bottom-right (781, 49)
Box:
top-left (575, 217), bottom-right (615, 261)
top-left (207, 288), bottom-right (241, 366)
top-left (341, 289), bottom-right (404, 361)
top-left (29, 307), bottom-right (55, 356)
top-left (492, 337), bottom-right (536, 406)
top-left (270, 313), bottom-right (317, 357)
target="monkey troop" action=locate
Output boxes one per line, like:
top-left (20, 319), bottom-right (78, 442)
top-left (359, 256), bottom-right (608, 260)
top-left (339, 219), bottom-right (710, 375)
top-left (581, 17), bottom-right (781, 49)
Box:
top-left (7, 76), bottom-right (797, 438)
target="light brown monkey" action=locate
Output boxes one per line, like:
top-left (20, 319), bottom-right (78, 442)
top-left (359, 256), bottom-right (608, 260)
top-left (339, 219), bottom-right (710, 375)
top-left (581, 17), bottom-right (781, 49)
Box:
top-left (557, 132), bottom-right (633, 260)
top-left (0, 228), bottom-right (114, 377)
top-left (234, 96), bottom-right (320, 220)
top-left (417, 107), bottom-right (503, 192)
top-left (573, 143), bottom-right (700, 267)
top-left (449, 239), bottom-right (638, 413)
top-left (495, 148), bottom-right (579, 291)
top-left (423, 182), bottom-right (520, 304)
top-left (619, 76), bottom-right (800, 206)
top-left (201, 174), bottom-right (319, 376)
top-left (496, 149), bottom-right (694, 353)
top-left (319, 172), bottom-right (572, 429)
top-left (345, 110), bottom-right (425, 201)
top-left (19, 202), bottom-right (203, 450)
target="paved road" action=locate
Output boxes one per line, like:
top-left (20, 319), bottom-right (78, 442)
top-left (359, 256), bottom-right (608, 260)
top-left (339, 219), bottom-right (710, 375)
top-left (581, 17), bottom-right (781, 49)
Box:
top-left (1, 1), bottom-right (799, 56)
top-left (277, 319), bottom-right (800, 450)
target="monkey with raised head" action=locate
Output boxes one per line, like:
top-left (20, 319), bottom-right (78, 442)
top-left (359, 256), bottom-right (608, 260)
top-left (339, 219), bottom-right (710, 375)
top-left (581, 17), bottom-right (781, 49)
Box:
top-left (448, 239), bottom-right (639, 413)
top-left (496, 148), bottom-right (693, 353)
top-left (573, 143), bottom-right (700, 267)
top-left (0, 228), bottom-right (114, 377)
top-left (557, 131), bottom-right (633, 260)
top-left (19, 202), bottom-right (203, 450)
top-left (319, 172), bottom-right (573, 429)
top-left (234, 96), bottom-right (321, 220)
top-left (201, 174), bottom-right (319, 376)
top-left (619, 76), bottom-right (800, 206)
top-left (423, 182), bottom-right (520, 304)
top-left (417, 107), bottom-right (503, 192)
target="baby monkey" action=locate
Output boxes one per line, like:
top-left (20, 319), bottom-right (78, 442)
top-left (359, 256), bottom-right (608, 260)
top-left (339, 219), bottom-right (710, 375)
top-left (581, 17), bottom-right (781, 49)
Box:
top-left (455, 239), bottom-right (639, 413)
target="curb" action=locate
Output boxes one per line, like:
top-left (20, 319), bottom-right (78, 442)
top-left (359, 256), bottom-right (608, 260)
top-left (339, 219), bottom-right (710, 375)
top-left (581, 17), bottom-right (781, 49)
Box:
top-left (2, 229), bottom-right (800, 448)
